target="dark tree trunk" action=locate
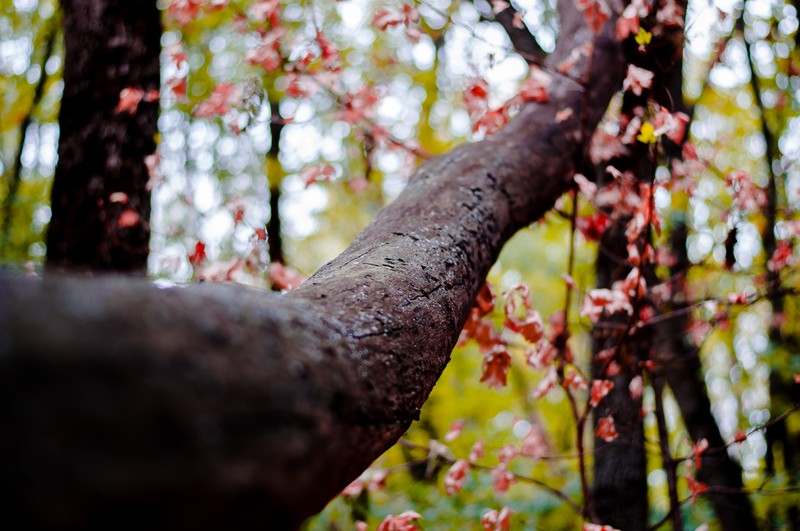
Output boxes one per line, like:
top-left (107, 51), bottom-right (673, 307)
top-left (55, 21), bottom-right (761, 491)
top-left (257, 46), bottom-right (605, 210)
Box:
top-left (267, 101), bottom-right (284, 267)
top-left (591, 225), bottom-right (648, 531)
top-left (45, 0), bottom-right (160, 274)
top-left (588, 34), bottom-right (667, 528)
top-left (0, 0), bottom-right (627, 529)
top-left (742, 9), bottom-right (800, 528)
top-left (656, 225), bottom-right (757, 530)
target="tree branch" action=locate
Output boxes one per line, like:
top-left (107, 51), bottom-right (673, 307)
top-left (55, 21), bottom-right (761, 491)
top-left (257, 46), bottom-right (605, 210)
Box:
top-left (474, 0), bottom-right (548, 63)
top-left (0, 1), bottom-right (626, 529)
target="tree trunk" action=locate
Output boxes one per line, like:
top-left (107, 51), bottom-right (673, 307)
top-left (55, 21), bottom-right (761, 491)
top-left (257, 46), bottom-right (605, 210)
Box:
top-left (591, 223), bottom-right (648, 531)
top-left (0, 1), bottom-right (626, 529)
top-left (45, 0), bottom-right (160, 274)
top-left (267, 101), bottom-right (285, 267)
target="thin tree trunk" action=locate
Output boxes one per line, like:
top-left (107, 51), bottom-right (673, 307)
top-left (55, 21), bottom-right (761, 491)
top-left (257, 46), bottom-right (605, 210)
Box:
top-left (742, 9), bottom-right (800, 529)
top-left (267, 101), bottom-right (284, 267)
top-left (0, 0), bottom-right (627, 529)
top-left (591, 208), bottom-right (648, 531)
top-left (657, 225), bottom-right (757, 530)
top-left (653, 34), bottom-right (758, 530)
top-left (1, 20), bottom-right (58, 256)
top-left (45, 0), bottom-right (160, 274)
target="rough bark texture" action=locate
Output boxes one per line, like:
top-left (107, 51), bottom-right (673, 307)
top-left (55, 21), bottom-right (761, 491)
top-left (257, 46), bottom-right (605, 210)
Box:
top-left (0, 1), bottom-right (625, 529)
top-left (591, 224), bottom-right (648, 531)
top-left (45, 0), bottom-right (160, 274)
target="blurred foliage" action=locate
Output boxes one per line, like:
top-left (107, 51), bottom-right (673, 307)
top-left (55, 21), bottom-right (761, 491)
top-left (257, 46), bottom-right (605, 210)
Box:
top-left (4, 0), bottom-right (800, 528)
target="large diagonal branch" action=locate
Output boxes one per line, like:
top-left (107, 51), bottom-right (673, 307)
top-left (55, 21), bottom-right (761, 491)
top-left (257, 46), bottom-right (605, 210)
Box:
top-left (0, 1), bottom-right (625, 529)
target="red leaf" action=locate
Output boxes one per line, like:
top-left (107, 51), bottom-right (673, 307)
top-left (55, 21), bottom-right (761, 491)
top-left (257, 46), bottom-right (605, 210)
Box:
top-left (469, 439), bottom-right (484, 462)
top-left (575, 0), bottom-right (610, 33)
top-left (443, 459), bottom-right (470, 496)
top-left (300, 164), bottom-right (336, 187)
top-left (686, 473), bottom-right (709, 504)
top-left (188, 241), bottom-right (207, 267)
top-left (692, 438), bottom-right (709, 469)
top-left (117, 209), bottom-right (140, 228)
top-left (476, 281), bottom-right (496, 316)
top-left (595, 416), bottom-right (618, 442)
top-left (518, 66), bottom-right (550, 103)
top-left (116, 88), bottom-right (144, 114)
top-left (443, 420), bottom-right (464, 442)
top-left (268, 262), bottom-right (306, 291)
top-left (376, 511), bottom-right (422, 531)
top-left (490, 464), bottom-right (516, 494)
top-left (480, 346), bottom-right (512, 389)
top-left (481, 507), bottom-right (512, 531)
top-left (590, 379), bottom-right (614, 407)
top-left (576, 213), bottom-right (609, 242)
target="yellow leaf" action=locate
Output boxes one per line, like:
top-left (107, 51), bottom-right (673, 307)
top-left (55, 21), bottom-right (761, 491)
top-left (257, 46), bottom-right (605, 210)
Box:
top-left (637, 121), bottom-right (658, 144)
top-left (635, 28), bottom-right (652, 46)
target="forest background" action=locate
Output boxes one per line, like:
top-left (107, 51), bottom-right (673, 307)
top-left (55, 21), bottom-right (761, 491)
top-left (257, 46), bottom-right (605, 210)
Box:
top-left (2, 0), bottom-right (800, 529)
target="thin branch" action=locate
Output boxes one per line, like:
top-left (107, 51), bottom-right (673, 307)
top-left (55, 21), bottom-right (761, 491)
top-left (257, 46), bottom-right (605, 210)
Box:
top-left (652, 374), bottom-right (684, 531)
top-left (473, 0), bottom-right (548, 63)
top-left (397, 438), bottom-right (583, 512)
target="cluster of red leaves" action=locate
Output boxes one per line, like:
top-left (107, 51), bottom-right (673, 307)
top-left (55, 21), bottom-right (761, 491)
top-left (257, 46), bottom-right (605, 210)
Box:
top-left (374, 510), bottom-right (422, 531)
top-left (575, 0), bottom-right (610, 33)
top-left (726, 169), bottom-right (767, 213)
top-left (167, 0), bottom-right (228, 26)
top-left (371, 3), bottom-right (422, 42)
top-left (267, 262), bottom-right (307, 291)
top-left (583, 524), bottom-right (621, 531)
top-left (245, 27), bottom-right (285, 72)
top-left (481, 507), bottom-right (512, 531)
top-left (116, 88), bottom-right (159, 114)
top-left (300, 164), bottom-right (336, 188)
top-left (464, 67), bottom-right (551, 135)
top-left (194, 83), bottom-right (242, 118)
top-left (181, 198), bottom-right (307, 288)
top-left (595, 416), bottom-right (618, 442)
top-left (341, 469), bottom-right (388, 498)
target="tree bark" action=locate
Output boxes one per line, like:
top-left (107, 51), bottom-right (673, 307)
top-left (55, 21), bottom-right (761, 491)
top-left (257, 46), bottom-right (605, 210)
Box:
top-left (45, 0), bottom-right (160, 274)
top-left (591, 223), bottom-right (648, 531)
top-left (0, 1), bottom-right (626, 529)
top-left (267, 101), bottom-right (285, 267)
